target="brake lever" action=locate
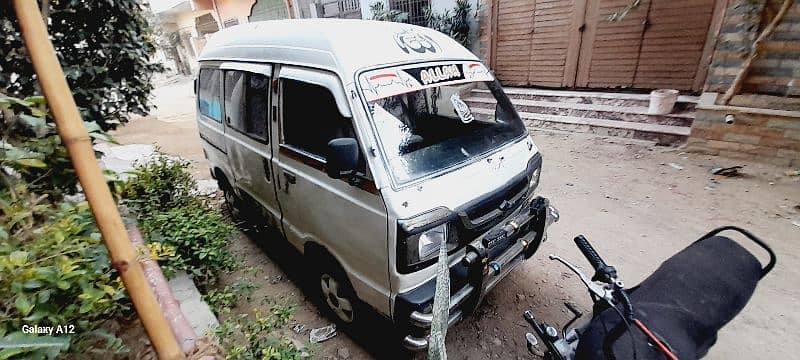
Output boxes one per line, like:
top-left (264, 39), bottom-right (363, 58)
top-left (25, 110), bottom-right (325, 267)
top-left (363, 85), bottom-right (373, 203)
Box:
top-left (549, 254), bottom-right (614, 303)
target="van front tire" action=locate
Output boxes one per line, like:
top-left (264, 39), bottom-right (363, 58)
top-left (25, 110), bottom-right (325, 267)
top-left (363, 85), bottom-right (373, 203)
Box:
top-left (311, 253), bottom-right (361, 327)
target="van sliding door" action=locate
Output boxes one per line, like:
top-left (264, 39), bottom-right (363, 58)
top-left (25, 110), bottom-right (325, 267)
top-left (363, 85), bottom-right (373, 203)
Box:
top-left (220, 63), bottom-right (280, 226)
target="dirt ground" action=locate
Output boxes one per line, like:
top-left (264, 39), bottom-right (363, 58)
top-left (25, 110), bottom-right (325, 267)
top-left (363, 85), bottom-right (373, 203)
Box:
top-left (113, 78), bottom-right (800, 359)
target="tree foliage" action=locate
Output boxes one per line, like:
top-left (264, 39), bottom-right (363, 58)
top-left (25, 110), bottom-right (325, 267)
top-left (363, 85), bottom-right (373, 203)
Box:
top-left (370, 2), bottom-right (409, 22)
top-left (424, 0), bottom-right (473, 48)
top-left (0, 95), bottom-right (116, 198)
top-left (0, 0), bottom-right (164, 131)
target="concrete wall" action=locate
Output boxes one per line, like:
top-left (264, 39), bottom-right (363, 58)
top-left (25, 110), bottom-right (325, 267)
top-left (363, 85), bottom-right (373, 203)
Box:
top-left (705, 0), bottom-right (800, 98)
top-left (215, 0), bottom-right (257, 25)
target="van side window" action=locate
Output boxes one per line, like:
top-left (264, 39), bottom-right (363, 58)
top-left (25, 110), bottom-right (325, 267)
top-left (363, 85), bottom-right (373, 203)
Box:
top-left (225, 70), bottom-right (269, 143)
top-left (282, 79), bottom-right (355, 158)
top-left (245, 74), bottom-right (269, 141)
top-left (224, 71), bottom-right (245, 131)
top-left (198, 69), bottom-right (222, 122)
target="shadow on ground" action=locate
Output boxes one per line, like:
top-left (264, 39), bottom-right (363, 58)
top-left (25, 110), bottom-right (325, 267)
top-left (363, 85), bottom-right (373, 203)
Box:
top-left (237, 221), bottom-right (415, 359)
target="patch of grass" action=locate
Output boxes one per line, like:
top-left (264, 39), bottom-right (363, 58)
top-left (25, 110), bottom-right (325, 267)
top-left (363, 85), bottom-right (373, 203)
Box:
top-left (214, 304), bottom-right (308, 360)
top-left (204, 279), bottom-right (257, 315)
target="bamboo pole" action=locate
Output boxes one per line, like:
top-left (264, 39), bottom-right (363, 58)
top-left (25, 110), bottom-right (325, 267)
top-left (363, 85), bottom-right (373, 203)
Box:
top-left (12, 1), bottom-right (184, 359)
top-left (720, 0), bottom-right (794, 104)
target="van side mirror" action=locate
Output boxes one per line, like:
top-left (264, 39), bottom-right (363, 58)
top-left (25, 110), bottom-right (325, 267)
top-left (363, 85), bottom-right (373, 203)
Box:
top-left (326, 138), bottom-right (359, 179)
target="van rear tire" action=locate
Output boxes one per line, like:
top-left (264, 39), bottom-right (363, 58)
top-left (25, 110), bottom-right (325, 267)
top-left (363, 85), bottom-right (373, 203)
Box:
top-left (217, 176), bottom-right (242, 219)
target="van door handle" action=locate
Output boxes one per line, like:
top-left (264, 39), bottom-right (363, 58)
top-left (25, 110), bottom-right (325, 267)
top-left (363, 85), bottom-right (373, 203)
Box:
top-left (283, 171), bottom-right (296, 193)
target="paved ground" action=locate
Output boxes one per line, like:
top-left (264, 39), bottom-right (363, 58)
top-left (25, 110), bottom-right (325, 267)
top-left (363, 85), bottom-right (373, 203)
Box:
top-left (113, 78), bottom-right (800, 359)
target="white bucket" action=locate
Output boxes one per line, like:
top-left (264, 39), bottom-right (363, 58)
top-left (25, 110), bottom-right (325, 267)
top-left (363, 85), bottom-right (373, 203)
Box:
top-left (648, 89), bottom-right (679, 115)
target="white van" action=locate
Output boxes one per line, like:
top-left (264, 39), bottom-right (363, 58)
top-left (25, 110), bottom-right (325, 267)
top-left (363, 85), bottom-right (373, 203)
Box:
top-left (196, 19), bottom-right (558, 350)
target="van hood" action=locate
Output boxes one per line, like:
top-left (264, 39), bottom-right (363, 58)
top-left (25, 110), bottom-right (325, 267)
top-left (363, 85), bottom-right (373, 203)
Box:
top-left (382, 136), bottom-right (538, 220)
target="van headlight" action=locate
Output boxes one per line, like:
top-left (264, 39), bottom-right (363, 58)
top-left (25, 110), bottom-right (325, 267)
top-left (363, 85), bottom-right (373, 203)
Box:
top-left (414, 224), bottom-right (448, 260)
top-left (397, 208), bottom-right (459, 273)
top-left (527, 153), bottom-right (542, 192)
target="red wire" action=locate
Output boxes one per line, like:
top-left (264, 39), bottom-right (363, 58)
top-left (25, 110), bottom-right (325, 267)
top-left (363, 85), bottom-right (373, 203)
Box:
top-left (632, 319), bottom-right (679, 360)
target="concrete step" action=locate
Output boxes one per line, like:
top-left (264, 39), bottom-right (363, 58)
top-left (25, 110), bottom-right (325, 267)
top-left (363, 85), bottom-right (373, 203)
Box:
top-left (472, 88), bottom-right (698, 111)
top-left (464, 96), bottom-right (694, 127)
top-left (472, 108), bottom-right (690, 145)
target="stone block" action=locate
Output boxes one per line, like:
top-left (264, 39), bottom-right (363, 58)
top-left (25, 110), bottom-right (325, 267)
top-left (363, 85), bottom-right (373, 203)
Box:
top-left (766, 118), bottom-right (800, 130)
top-left (180, 298), bottom-right (219, 337)
top-left (785, 129), bottom-right (800, 141)
top-left (777, 148), bottom-right (800, 160)
top-left (722, 132), bottom-right (761, 144)
top-left (706, 139), bottom-right (742, 151)
top-left (759, 136), bottom-right (800, 151)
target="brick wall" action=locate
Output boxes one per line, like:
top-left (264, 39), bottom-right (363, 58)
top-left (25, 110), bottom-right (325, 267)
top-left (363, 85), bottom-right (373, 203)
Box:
top-left (687, 104), bottom-right (800, 166)
top-left (706, 0), bottom-right (800, 98)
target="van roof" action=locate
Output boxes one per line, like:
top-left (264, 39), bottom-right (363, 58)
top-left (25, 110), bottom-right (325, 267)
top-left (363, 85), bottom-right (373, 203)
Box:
top-left (198, 19), bottom-right (479, 82)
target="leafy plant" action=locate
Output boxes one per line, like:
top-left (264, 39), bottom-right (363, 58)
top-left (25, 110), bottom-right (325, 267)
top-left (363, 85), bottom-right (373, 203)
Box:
top-left (370, 2), bottom-right (409, 22)
top-left (215, 305), bottom-right (306, 360)
top-left (121, 151), bottom-right (199, 215)
top-left (0, 0), bottom-right (164, 131)
top-left (424, 0), bottom-right (473, 48)
top-left (139, 203), bottom-right (236, 287)
top-left (0, 94), bottom-right (116, 198)
top-left (123, 152), bottom-right (236, 286)
top-left (0, 180), bottom-right (130, 358)
top-left (204, 279), bottom-right (257, 315)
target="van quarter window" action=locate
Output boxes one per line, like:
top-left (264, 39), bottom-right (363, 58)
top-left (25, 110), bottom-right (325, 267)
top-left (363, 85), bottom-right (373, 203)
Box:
top-left (282, 79), bottom-right (355, 158)
top-left (224, 71), bottom-right (270, 142)
top-left (198, 69), bottom-right (222, 122)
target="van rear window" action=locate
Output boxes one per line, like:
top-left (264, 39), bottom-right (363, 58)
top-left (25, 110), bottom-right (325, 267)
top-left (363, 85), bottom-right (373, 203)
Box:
top-left (198, 69), bottom-right (222, 122)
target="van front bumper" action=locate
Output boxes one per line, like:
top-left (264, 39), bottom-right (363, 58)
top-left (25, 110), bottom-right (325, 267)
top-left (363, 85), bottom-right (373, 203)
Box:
top-left (396, 196), bottom-right (559, 351)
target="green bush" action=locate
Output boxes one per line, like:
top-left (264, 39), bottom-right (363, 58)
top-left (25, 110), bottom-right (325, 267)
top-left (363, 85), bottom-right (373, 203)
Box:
top-left (123, 153), bottom-right (236, 286)
top-left (121, 152), bottom-right (198, 215)
top-left (0, 181), bottom-right (130, 358)
top-left (140, 204), bottom-right (237, 286)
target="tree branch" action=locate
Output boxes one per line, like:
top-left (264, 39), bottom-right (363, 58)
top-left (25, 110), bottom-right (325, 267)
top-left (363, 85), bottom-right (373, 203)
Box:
top-left (720, 0), bottom-right (794, 104)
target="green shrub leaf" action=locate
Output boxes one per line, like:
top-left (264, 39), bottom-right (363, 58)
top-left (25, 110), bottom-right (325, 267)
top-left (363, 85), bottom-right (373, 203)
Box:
top-left (14, 296), bottom-right (34, 316)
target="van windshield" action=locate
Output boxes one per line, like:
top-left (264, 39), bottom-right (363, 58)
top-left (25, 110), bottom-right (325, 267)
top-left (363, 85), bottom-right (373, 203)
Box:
top-left (368, 80), bottom-right (526, 185)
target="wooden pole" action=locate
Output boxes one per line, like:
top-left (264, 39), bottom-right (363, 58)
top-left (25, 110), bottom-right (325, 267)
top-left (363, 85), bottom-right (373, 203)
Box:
top-left (12, 1), bottom-right (184, 359)
top-left (720, 0), bottom-right (794, 104)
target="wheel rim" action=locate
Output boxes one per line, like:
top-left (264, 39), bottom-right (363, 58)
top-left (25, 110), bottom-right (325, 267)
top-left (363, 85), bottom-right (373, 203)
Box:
top-left (320, 273), bottom-right (354, 323)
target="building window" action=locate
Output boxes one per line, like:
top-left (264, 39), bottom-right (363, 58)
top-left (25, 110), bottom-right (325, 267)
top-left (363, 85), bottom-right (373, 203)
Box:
top-left (195, 13), bottom-right (219, 37)
top-left (223, 18), bottom-right (239, 28)
top-left (389, 0), bottom-right (430, 26)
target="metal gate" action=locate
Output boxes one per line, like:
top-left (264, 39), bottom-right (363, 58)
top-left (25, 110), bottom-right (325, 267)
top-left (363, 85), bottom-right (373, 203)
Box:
top-left (491, 0), bottom-right (724, 91)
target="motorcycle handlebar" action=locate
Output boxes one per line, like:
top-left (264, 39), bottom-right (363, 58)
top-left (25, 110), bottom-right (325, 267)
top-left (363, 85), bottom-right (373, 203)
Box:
top-left (574, 235), bottom-right (607, 271)
top-left (574, 235), bottom-right (617, 283)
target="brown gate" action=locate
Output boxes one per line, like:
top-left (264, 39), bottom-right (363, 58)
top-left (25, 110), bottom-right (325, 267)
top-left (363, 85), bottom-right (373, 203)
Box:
top-left (492, 0), bottom-right (724, 91)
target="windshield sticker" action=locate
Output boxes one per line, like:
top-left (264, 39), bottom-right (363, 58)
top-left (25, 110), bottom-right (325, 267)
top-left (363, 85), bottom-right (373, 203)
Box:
top-left (360, 61), bottom-right (494, 102)
top-left (450, 93), bottom-right (474, 124)
top-left (403, 64), bottom-right (464, 86)
top-left (394, 29), bottom-right (439, 54)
